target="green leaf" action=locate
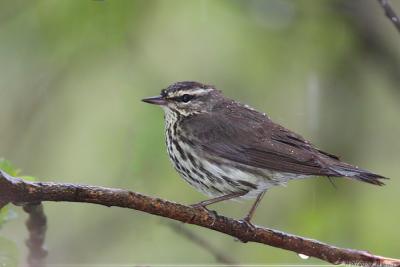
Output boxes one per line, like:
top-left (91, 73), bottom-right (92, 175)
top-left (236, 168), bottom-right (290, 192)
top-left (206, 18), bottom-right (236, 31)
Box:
top-left (0, 159), bottom-right (37, 182)
top-left (0, 237), bottom-right (19, 267)
top-left (0, 159), bottom-right (20, 177)
top-left (19, 175), bottom-right (37, 182)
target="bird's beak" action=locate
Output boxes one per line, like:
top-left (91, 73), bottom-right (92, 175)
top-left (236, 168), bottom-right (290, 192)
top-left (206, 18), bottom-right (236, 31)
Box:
top-left (142, 95), bottom-right (167, 106)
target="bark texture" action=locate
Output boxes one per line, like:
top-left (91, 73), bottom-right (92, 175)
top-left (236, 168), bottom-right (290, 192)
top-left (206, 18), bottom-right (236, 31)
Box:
top-left (0, 170), bottom-right (399, 266)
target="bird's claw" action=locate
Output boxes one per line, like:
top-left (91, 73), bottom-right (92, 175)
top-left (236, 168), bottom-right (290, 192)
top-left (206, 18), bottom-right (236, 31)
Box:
top-left (190, 203), bottom-right (218, 226)
top-left (190, 203), bottom-right (209, 212)
top-left (240, 217), bottom-right (256, 230)
top-left (234, 218), bottom-right (257, 243)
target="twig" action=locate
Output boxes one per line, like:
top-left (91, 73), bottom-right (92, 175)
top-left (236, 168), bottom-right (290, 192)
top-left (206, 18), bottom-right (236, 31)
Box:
top-left (0, 170), bottom-right (399, 266)
top-left (23, 203), bottom-right (47, 267)
top-left (377, 0), bottom-right (400, 33)
top-left (167, 221), bottom-right (238, 265)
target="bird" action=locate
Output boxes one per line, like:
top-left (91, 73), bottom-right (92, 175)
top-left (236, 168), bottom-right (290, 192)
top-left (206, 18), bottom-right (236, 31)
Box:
top-left (142, 81), bottom-right (387, 224)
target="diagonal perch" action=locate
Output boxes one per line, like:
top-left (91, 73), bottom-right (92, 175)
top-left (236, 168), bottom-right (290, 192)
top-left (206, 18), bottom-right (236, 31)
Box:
top-left (377, 0), bottom-right (400, 33)
top-left (0, 169), bottom-right (399, 266)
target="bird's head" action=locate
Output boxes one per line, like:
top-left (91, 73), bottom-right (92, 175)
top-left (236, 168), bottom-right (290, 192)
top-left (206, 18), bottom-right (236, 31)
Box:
top-left (142, 81), bottom-right (221, 116)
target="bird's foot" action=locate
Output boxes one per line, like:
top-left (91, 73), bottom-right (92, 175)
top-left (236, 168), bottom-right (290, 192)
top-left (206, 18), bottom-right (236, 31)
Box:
top-left (190, 203), bottom-right (218, 225)
top-left (235, 217), bottom-right (257, 243)
top-left (190, 203), bottom-right (209, 212)
top-left (240, 216), bottom-right (256, 231)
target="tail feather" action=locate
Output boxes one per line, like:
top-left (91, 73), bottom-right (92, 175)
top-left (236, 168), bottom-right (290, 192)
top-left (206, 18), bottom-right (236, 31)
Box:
top-left (330, 165), bottom-right (388, 186)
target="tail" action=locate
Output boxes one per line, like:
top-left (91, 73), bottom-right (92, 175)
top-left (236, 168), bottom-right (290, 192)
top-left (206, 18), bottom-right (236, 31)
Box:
top-left (329, 164), bottom-right (388, 186)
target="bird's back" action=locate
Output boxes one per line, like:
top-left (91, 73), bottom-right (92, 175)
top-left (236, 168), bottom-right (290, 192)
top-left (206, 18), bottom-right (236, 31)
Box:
top-left (180, 98), bottom-right (387, 185)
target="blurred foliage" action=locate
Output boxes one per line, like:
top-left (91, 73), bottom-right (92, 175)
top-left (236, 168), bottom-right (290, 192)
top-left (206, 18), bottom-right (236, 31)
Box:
top-left (0, 159), bottom-right (19, 229)
top-left (0, 237), bottom-right (18, 267)
top-left (0, 0), bottom-right (399, 265)
top-left (0, 159), bottom-right (35, 228)
top-left (0, 158), bottom-right (21, 177)
top-left (0, 160), bottom-right (19, 267)
top-left (0, 207), bottom-right (10, 230)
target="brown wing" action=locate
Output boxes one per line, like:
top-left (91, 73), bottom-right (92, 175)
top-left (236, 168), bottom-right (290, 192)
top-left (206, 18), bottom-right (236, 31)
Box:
top-left (180, 101), bottom-right (338, 176)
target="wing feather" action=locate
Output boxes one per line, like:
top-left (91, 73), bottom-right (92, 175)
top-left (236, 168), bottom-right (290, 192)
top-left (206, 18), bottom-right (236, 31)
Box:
top-left (180, 103), bottom-right (337, 176)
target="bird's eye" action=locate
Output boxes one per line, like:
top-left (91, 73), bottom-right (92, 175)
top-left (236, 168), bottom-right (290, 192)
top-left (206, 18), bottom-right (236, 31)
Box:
top-left (181, 94), bottom-right (194, 103)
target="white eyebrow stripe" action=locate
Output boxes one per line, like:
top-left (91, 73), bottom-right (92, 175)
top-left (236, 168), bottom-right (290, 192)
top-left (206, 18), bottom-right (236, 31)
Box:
top-left (169, 88), bottom-right (213, 97)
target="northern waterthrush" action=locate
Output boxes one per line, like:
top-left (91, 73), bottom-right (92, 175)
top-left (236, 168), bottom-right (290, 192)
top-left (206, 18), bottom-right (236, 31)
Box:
top-left (142, 81), bottom-right (387, 224)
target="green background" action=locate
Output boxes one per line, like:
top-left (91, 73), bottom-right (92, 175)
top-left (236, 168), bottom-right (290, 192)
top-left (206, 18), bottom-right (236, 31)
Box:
top-left (0, 0), bottom-right (399, 265)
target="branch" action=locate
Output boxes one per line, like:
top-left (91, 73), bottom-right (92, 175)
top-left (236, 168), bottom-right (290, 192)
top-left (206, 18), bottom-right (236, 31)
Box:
top-left (377, 0), bottom-right (400, 33)
top-left (0, 170), bottom-right (399, 266)
top-left (23, 203), bottom-right (47, 267)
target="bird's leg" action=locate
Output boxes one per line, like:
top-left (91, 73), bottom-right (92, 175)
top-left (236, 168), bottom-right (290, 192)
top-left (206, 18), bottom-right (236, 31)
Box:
top-left (191, 192), bottom-right (246, 210)
top-left (242, 191), bottom-right (266, 225)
